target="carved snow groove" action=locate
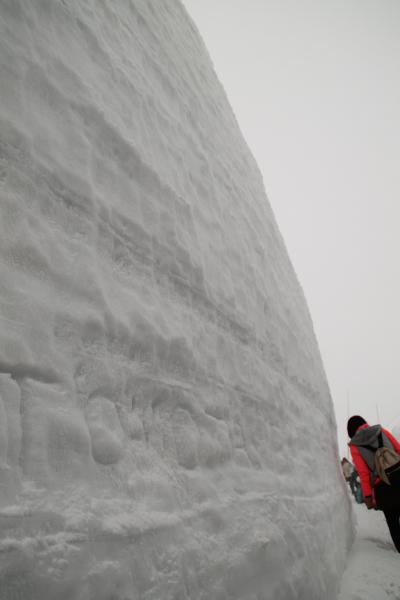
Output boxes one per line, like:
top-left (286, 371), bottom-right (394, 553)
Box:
top-left (86, 396), bottom-right (124, 465)
top-left (0, 375), bottom-right (21, 503)
top-left (0, 363), bottom-right (63, 385)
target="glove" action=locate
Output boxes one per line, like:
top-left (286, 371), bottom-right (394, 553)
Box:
top-left (364, 496), bottom-right (374, 510)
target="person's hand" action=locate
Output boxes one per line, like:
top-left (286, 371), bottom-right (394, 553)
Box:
top-left (364, 496), bottom-right (374, 510)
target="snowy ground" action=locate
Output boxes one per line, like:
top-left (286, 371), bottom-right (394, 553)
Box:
top-left (339, 501), bottom-right (400, 600)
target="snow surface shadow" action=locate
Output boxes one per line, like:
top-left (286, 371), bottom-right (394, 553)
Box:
top-left (364, 537), bottom-right (396, 552)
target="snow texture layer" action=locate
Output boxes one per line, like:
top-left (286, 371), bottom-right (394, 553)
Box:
top-left (0, 1), bottom-right (352, 598)
top-left (338, 502), bottom-right (400, 599)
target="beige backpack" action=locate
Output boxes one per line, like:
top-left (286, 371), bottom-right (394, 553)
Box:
top-left (375, 446), bottom-right (400, 486)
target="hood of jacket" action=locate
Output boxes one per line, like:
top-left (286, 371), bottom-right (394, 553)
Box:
top-left (350, 423), bottom-right (381, 447)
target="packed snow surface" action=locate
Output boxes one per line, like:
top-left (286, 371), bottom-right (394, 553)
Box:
top-left (0, 0), bottom-right (352, 598)
top-left (338, 502), bottom-right (400, 599)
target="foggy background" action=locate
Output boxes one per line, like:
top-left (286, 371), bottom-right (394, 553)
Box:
top-left (182, 0), bottom-right (400, 455)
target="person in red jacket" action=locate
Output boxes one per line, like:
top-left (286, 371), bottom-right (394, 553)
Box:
top-left (348, 415), bottom-right (400, 552)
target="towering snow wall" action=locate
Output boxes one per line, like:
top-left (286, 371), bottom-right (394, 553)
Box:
top-left (0, 1), bottom-right (352, 598)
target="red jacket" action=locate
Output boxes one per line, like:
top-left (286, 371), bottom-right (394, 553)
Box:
top-left (349, 423), bottom-right (400, 497)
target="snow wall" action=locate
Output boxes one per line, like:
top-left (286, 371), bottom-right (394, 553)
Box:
top-left (0, 1), bottom-right (352, 598)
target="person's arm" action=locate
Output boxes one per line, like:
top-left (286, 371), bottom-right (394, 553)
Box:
top-left (382, 428), bottom-right (400, 454)
top-left (349, 444), bottom-right (372, 498)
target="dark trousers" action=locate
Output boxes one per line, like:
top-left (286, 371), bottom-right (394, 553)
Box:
top-left (349, 472), bottom-right (358, 495)
top-left (383, 510), bottom-right (400, 553)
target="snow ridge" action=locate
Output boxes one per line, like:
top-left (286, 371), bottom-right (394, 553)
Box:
top-left (0, 1), bottom-right (352, 598)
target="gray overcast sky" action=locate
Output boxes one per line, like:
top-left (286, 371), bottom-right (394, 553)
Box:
top-left (182, 0), bottom-right (400, 455)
